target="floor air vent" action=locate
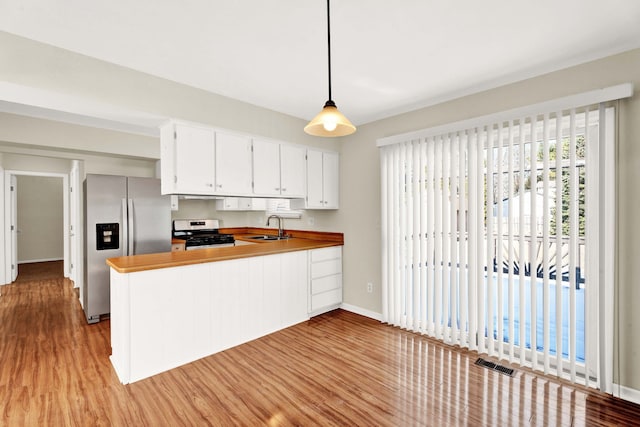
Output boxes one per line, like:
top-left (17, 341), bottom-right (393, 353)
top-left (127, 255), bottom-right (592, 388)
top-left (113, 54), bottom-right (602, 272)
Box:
top-left (474, 357), bottom-right (516, 377)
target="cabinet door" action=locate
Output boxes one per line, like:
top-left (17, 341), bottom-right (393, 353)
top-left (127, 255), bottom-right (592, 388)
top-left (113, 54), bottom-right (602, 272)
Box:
top-left (322, 151), bottom-right (340, 208)
top-left (171, 123), bottom-right (216, 194)
top-left (215, 131), bottom-right (253, 195)
top-left (252, 138), bottom-right (281, 196)
top-left (215, 197), bottom-right (239, 210)
top-left (306, 149), bottom-right (325, 208)
top-left (280, 144), bottom-right (306, 198)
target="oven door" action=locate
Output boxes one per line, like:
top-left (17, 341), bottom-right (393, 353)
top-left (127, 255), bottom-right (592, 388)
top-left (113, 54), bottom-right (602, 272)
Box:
top-left (185, 243), bottom-right (235, 250)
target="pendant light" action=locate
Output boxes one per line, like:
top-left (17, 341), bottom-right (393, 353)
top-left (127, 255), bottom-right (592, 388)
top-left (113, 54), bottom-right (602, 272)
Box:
top-left (304, 0), bottom-right (356, 137)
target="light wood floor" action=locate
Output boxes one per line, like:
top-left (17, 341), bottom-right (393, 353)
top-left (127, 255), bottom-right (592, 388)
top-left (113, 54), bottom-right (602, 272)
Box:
top-left (2, 261), bottom-right (640, 426)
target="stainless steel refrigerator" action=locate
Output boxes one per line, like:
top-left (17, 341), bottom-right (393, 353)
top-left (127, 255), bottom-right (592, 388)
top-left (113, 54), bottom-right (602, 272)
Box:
top-left (83, 174), bottom-right (171, 323)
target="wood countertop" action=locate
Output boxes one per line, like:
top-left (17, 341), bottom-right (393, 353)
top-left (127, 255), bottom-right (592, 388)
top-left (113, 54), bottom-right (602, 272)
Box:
top-left (107, 228), bottom-right (344, 274)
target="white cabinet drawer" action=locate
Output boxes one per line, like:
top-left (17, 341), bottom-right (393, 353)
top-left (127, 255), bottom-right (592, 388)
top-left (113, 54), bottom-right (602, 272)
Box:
top-left (310, 288), bottom-right (342, 312)
top-left (308, 246), bottom-right (343, 316)
top-left (311, 258), bottom-right (342, 279)
top-left (311, 274), bottom-right (342, 295)
top-left (310, 246), bottom-right (341, 262)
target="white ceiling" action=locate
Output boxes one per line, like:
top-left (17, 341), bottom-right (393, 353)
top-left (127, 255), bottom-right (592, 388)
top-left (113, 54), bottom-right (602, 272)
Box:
top-left (2, 0), bottom-right (640, 127)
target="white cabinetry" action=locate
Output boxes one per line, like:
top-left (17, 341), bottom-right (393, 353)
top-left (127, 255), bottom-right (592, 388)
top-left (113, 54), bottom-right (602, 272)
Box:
top-left (253, 139), bottom-right (306, 198)
top-left (294, 149), bottom-right (339, 209)
top-left (215, 131), bottom-right (253, 195)
top-left (160, 121), bottom-right (337, 206)
top-left (160, 122), bottom-right (216, 195)
top-left (309, 246), bottom-right (342, 315)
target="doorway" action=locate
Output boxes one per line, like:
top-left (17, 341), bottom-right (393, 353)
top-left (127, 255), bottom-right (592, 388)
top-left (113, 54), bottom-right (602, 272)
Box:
top-left (3, 169), bottom-right (80, 287)
top-left (15, 175), bottom-right (64, 279)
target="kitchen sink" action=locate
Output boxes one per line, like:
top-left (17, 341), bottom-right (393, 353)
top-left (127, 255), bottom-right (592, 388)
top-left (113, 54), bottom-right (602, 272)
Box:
top-left (247, 235), bottom-right (287, 241)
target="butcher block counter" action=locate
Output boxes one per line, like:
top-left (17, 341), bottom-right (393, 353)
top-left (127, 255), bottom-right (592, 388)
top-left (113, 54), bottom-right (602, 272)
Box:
top-left (107, 227), bottom-right (343, 273)
top-left (108, 227), bottom-right (344, 384)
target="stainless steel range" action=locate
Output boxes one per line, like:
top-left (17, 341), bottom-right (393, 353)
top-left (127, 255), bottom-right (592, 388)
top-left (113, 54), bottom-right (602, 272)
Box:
top-left (172, 219), bottom-right (235, 250)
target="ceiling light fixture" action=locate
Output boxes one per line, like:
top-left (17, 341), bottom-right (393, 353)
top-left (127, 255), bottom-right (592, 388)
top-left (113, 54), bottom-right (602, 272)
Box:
top-left (304, 0), bottom-right (356, 137)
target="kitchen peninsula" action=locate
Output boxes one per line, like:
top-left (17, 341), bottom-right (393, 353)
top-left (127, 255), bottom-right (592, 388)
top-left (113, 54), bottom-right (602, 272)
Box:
top-left (107, 228), bottom-right (343, 384)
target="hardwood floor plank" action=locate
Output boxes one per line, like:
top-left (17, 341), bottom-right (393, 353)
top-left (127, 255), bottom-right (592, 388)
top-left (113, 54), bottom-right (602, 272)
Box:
top-left (2, 261), bottom-right (640, 425)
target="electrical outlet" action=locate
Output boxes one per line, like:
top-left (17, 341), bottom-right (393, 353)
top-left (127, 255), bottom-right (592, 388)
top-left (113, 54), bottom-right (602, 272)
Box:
top-left (308, 217), bottom-right (315, 225)
top-left (367, 282), bottom-right (373, 293)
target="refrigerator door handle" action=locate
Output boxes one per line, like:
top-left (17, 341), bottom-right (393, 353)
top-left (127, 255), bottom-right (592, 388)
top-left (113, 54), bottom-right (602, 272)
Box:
top-left (127, 198), bottom-right (135, 255)
top-left (122, 198), bottom-right (129, 256)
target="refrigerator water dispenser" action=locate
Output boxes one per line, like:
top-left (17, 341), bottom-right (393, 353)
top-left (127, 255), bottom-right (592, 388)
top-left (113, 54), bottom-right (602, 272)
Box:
top-left (96, 223), bottom-right (119, 250)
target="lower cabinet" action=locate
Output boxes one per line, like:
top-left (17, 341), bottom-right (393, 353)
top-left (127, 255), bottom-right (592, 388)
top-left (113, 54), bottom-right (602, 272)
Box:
top-left (309, 246), bottom-right (343, 315)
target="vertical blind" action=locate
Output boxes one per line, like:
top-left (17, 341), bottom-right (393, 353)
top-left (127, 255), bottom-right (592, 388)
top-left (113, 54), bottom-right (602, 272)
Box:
top-left (378, 85), bottom-right (629, 389)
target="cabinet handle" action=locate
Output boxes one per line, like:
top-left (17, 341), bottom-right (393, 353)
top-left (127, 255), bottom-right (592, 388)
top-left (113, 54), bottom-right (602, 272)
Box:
top-left (281, 188), bottom-right (287, 192)
top-left (206, 183), bottom-right (213, 187)
top-left (275, 187), bottom-right (280, 191)
top-left (217, 184), bottom-right (223, 188)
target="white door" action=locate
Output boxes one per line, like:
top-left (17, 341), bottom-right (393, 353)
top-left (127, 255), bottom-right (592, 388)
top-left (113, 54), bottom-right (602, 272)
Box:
top-left (280, 144), bottom-right (306, 198)
top-left (10, 174), bottom-right (17, 282)
top-left (306, 149), bottom-right (324, 209)
top-left (322, 151), bottom-right (340, 209)
top-left (252, 138), bottom-right (281, 196)
top-left (174, 123), bottom-right (216, 194)
top-left (215, 131), bottom-right (253, 195)
top-left (69, 162), bottom-right (81, 286)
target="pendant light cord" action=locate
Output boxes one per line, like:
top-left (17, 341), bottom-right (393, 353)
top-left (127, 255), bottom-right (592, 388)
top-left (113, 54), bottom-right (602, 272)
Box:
top-left (326, 0), bottom-right (332, 102)
top-left (304, 0), bottom-right (356, 136)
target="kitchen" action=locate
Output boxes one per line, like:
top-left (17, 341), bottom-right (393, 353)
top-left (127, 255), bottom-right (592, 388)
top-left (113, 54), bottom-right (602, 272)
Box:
top-left (81, 145), bottom-right (344, 382)
top-left (2, 4), bottom-right (640, 424)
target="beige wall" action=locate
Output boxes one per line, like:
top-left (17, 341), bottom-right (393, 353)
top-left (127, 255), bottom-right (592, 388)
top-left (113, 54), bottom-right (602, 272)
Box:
top-left (341, 49), bottom-right (640, 391)
top-left (0, 112), bottom-right (158, 159)
top-left (1, 31), bottom-right (639, 392)
top-left (16, 175), bottom-right (63, 262)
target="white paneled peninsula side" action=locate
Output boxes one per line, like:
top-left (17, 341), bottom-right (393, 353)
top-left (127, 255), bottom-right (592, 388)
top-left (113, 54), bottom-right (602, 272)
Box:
top-left (107, 230), bottom-right (343, 384)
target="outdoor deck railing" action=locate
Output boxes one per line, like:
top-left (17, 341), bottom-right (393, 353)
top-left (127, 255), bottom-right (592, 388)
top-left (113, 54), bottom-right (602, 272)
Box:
top-left (406, 232), bottom-right (586, 288)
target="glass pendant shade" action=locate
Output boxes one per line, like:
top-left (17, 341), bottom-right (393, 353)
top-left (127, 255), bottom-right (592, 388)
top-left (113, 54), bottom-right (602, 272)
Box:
top-left (304, 100), bottom-right (356, 137)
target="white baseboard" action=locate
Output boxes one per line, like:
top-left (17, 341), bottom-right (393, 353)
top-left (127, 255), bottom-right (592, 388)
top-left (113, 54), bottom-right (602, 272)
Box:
top-left (18, 258), bottom-right (63, 264)
top-left (340, 303), bottom-right (383, 322)
top-left (614, 383), bottom-right (640, 405)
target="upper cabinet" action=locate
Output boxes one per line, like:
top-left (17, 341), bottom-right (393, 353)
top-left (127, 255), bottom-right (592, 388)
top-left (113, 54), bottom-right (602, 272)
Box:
top-left (159, 120), bottom-right (338, 208)
top-left (215, 131), bottom-right (253, 195)
top-left (253, 139), bottom-right (306, 198)
top-left (293, 149), bottom-right (339, 210)
top-left (160, 121), bottom-right (216, 195)
top-left (280, 144), bottom-right (307, 198)
top-left (252, 138), bottom-right (281, 197)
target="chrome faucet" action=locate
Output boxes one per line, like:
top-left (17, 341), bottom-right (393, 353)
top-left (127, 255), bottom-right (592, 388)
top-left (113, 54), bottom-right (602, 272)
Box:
top-left (266, 215), bottom-right (284, 238)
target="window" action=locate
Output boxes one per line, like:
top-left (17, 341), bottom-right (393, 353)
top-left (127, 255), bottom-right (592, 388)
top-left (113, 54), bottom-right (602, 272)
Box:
top-left (377, 85), bottom-right (631, 390)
